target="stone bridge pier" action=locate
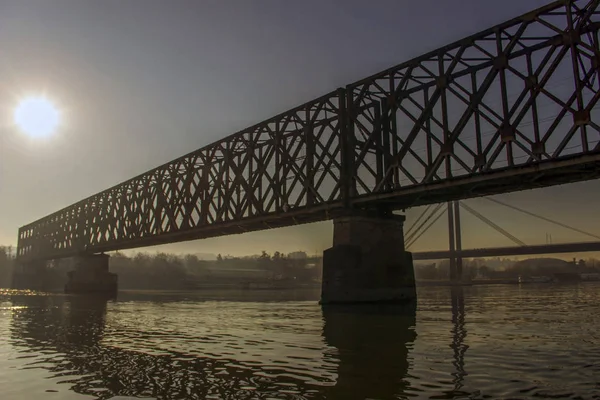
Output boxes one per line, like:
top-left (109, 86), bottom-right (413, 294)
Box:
top-left (65, 254), bottom-right (118, 295)
top-left (12, 260), bottom-right (48, 291)
top-left (13, 254), bottom-right (117, 295)
top-left (321, 211), bottom-right (416, 304)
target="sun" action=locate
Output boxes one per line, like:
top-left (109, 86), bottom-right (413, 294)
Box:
top-left (13, 96), bottom-right (61, 138)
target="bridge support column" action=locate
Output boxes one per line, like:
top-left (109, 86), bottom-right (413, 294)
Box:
top-left (64, 254), bottom-right (117, 295)
top-left (12, 260), bottom-right (48, 291)
top-left (448, 201), bottom-right (464, 282)
top-left (320, 212), bottom-right (416, 304)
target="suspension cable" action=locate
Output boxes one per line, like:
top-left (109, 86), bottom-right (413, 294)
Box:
top-left (459, 202), bottom-right (526, 247)
top-left (485, 197), bottom-right (600, 241)
top-left (406, 206), bottom-right (447, 249)
top-left (405, 204), bottom-right (442, 244)
top-left (404, 203), bottom-right (444, 245)
top-left (405, 205), bottom-right (432, 238)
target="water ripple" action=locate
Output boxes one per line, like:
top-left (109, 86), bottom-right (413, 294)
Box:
top-left (0, 284), bottom-right (599, 399)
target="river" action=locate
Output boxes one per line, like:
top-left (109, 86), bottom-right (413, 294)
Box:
top-left (0, 283), bottom-right (599, 399)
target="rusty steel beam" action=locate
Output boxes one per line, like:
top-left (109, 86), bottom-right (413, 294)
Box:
top-left (17, 0), bottom-right (600, 262)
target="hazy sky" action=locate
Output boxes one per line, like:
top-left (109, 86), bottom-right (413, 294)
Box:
top-left (1, 0), bottom-right (599, 257)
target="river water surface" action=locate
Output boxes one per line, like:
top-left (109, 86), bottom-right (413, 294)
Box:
top-left (0, 283), bottom-right (599, 399)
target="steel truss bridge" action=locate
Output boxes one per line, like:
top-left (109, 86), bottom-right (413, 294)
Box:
top-left (17, 0), bottom-right (600, 262)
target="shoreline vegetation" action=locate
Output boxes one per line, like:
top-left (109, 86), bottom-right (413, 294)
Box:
top-left (1, 248), bottom-right (323, 291)
top-left (1, 246), bottom-right (599, 291)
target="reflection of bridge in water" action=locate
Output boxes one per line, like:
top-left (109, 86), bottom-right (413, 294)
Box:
top-left (15, 0), bottom-right (600, 302)
top-left (7, 290), bottom-right (476, 399)
top-left (7, 295), bottom-right (443, 399)
top-left (450, 287), bottom-right (468, 395)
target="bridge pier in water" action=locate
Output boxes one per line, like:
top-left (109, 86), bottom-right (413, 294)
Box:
top-left (12, 260), bottom-right (48, 291)
top-left (321, 211), bottom-right (416, 304)
top-left (64, 254), bottom-right (118, 295)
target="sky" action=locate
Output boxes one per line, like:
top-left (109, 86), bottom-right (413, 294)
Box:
top-left (1, 0), bottom-right (599, 258)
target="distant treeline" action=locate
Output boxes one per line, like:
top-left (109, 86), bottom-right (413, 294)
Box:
top-left (415, 257), bottom-right (600, 281)
top-left (0, 246), bottom-right (16, 289)
top-left (0, 246), bottom-right (322, 290)
top-left (3, 245), bottom-right (600, 290)
top-left (110, 250), bottom-right (322, 290)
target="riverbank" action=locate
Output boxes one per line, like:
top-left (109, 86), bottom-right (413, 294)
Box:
top-left (417, 277), bottom-right (600, 287)
top-left (417, 279), bottom-right (516, 287)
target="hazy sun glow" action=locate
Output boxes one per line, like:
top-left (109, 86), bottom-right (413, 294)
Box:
top-left (14, 96), bottom-right (61, 138)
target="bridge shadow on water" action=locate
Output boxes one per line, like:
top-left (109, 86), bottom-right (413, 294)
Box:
top-left (6, 293), bottom-right (424, 399)
top-left (321, 303), bottom-right (417, 399)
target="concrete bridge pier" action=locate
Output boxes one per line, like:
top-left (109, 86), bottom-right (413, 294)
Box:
top-left (320, 211), bottom-right (416, 304)
top-left (64, 254), bottom-right (118, 295)
top-left (12, 260), bottom-right (48, 291)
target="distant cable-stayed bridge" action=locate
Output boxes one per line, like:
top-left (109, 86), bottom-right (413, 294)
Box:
top-left (413, 241), bottom-right (600, 260)
top-left (408, 197), bottom-right (600, 268)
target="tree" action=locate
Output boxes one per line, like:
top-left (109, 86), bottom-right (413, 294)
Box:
top-left (0, 246), bottom-right (15, 288)
top-left (478, 265), bottom-right (491, 278)
top-left (415, 263), bottom-right (438, 280)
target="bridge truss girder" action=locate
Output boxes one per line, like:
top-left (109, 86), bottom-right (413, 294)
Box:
top-left (17, 0), bottom-right (600, 261)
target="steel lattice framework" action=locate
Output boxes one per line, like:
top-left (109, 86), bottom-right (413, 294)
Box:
top-left (18, 0), bottom-right (600, 261)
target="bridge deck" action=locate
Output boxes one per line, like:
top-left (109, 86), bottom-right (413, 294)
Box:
top-left (412, 241), bottom-right (600, 260)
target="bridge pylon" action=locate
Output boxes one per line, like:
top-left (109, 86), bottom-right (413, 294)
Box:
top-left (320, 209), bottom-right (416, 304)
top-left (448, 201), bottom-right (464, 282)
top-left (64, 254), bottom-right (117, 295)
top-left (11, 260), bottom-right (48, 291)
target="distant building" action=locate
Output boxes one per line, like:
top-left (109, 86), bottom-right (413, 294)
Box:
top-left (553, 272), bottom-right (581, 282)
top-left (512, 257), bottom-right (571, 271)
top-left (288, 251), bottom-right (307, 260)
top-left (581, 273), bottom-right (600, 281)
top-left (205, 265), bottom-right (270, 281)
